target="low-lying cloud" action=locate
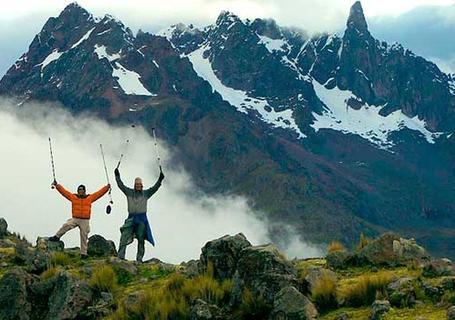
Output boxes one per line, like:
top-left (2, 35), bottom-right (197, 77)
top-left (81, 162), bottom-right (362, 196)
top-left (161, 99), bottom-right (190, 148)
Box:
top-left (0, 100), bottom-right (322, 263)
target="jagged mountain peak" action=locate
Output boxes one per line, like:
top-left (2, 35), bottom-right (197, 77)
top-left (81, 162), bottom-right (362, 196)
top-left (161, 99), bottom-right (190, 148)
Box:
top-left (59, 1), bottom-right (92, 21)
top-left (216, 10), bottom-right (242, 27)
top-left (347, 1), bottom-right (368, 33)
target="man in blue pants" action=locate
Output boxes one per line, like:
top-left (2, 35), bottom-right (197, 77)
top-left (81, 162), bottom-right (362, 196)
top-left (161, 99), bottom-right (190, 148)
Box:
top-left (114, 168), bottom-right (164, 262)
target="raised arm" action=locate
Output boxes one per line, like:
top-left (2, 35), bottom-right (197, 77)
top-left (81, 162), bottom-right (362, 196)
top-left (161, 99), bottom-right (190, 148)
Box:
top-left (115, 168), bottom-right (132, 195)
top-left (56, 184), bottom-right (76, 201)
top-left (145, 171), bottom-right (165, 198)
top-left (88, 185), bottom-right (110, 202)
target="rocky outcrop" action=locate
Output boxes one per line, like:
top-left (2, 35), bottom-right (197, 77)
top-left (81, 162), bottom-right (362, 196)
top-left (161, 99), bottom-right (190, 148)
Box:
top-left (423, 259), bottom-right (455, 277)
top-left (46, 272), bottom-right (93, 319)
top-left (358, 233), bottom-right (429, 266)
top-left (270, 286), bottom-right (318, 320)
top-left (387, 277), bottom-right (416, 307)
top-left (189, 299), bottom-right (223, 320)
top-left (231, 244), bottom-right (299, 305)
top-left (200, 233), bottom-right (251, 280)
top-left (88, 234), bottom-right (117, 257)
top-left (0, 268), bottom-right (34, 320)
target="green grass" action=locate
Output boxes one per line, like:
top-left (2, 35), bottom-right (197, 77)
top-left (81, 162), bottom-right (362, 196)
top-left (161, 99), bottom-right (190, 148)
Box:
top-left (89, 265), bottom-right (118, 294)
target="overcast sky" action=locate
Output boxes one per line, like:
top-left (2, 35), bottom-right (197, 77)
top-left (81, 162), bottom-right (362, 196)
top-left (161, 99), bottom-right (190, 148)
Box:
top-left (0, 0), bottom-right (454, 75)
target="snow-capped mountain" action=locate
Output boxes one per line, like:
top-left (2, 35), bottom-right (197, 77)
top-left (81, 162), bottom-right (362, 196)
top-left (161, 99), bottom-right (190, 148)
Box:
top-left (1, 2), bottom-right (454, 257)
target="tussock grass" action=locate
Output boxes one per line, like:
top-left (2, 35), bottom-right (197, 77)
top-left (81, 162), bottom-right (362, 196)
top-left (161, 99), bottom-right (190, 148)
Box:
top-left (50, 251), bottom-right (72, 267)
top-left (89, 265), bottom-right (118, 294)
top-left (339, 271), bottom-right (393, 307)
top-left (236, 288), bottom-right (271, 320)
top-left (109, 264), bottom-right (232, 319)
top-left (312, 272), bottom-right (338, 311)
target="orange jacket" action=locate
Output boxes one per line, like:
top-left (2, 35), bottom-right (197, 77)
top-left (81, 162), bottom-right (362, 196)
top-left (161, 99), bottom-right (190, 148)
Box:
top-left (56, 184), bottom-right (110, 219)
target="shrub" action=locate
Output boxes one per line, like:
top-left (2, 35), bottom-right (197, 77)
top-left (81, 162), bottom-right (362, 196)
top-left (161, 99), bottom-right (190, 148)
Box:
top-left (41, 267), bottom-right (59, 280)
top-left (339, 271), bottom-right (393, 307)
top-left (89, 265), bottom-right (118, 294)
top-left (312, 272), bottom-right (338, 311)
top-left (328, 241), bottom-right (346, 253)
top-left (112, 265), bottom-right (134, 286)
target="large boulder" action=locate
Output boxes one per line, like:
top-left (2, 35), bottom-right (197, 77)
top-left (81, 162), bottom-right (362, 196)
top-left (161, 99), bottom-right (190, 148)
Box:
top-left (231, 244), bottom-right (299, 305)
top-left (46, 272), bottom-right (93, 320)
top-left (200, 233), bottom-right (252, 280)
top-left (87, 234), bottom-right (117, 257)
top-left (0, 268), bottom-right (34, 320)
top-left (270, 286), bottom-right (318, 320)
top-left (387, 277), bottom-right (416, 307)
top-left (326, 251), bottom-right (356, 270)
top-left (0, 218), bottom-right (8, 238)
top-left (358, 233), bottom-right (428, 266)
top-left (422, 259), bottom-right (455, 277)
top-left (369, 300), bottom-right (391, 320)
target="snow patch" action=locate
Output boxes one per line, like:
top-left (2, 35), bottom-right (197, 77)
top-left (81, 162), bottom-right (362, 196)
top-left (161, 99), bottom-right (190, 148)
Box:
top-left (71, 27), bottom-right (95, 49)
top-left (94, 45), bottom-right (121, 62)
top-left (112, 63), bottom-right (157, 96)
top-left (257, 35), bottom-right (287, 53)
top-left (94, 45), bottom-right (156, 96)
top-left (37, 50), bottom-right (64, 78)
top-left (186, 45), bottom-right (305, 138)
top-left (311, 81), bottom-right (443, 149)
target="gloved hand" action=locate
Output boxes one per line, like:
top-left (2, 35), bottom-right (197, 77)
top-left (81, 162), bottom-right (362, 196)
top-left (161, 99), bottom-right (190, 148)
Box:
top-left (51, 180), bottom-right (57, 187)
top-left (114, 168), bottom-right (120, 177)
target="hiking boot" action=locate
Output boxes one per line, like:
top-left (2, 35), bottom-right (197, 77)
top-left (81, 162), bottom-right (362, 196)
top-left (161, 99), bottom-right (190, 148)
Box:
top-left (80, 254), bottom-right (89, 260)
top-left (48, 236), bottom-right (60, 242)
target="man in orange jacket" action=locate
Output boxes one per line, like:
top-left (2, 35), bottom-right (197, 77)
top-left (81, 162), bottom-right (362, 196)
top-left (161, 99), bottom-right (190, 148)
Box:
top-left (49, 181), bottom-right (110, 259)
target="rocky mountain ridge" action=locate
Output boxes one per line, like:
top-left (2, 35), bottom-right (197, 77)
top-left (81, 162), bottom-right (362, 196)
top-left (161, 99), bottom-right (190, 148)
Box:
top-left (0, 2), bottom-right (454, 258)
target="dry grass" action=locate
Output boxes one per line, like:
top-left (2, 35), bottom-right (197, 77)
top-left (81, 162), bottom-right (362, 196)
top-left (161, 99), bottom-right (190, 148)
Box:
top-left (328, 241), bottom-right (346, 253)
top-left (312, 272), bottom-right (338, 311)
top-left (89, 265), bottom-right (118, 294)
top-left (338, 271), bottom-right (393, 307)
top-left (356, 233), bottom-right (371, 252)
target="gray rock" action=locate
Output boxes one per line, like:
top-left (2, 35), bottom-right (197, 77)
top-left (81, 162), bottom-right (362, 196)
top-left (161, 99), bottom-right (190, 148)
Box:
top-left (369, 300), bottom-right (391, 320)
top-left (447, 306), bottom-right (455, 320)
top-left (189, 299), bottom-right (223, 320)
top-left (270, 286), bottom-right (318, 320)
top-left (87, 234), bottom-right (117, 257)
top-left (231, 244), bottom-right (299, 305)
top-left (181, 259), bottom-right (201, 278)
top-left (304, 266), bottom-right (337, 292)
top-left (0, 218), bottom-right (8, 238)
top-left (387, 277), bottom-right (416, 307)
top-left (326, 251), bottom-right (355, 269)
top-left (46, 272), bottom-right (93, 320)
top-left (0, 268), bottom-right (33, 320)
top-left (200, 233), bottom-right (252, 280)
top-left (14, 240), bottom-right (33, 264)
top-left (423, 259), bottom-right (455, 277)
top-left (36, 237), bottom-right (64, 252)
top-left (422, 283), bottom-right (444, 303)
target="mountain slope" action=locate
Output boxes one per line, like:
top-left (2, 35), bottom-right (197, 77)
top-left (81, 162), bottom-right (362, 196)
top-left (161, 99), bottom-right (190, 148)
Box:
top-left (0, 2), bottom-right (454, 257)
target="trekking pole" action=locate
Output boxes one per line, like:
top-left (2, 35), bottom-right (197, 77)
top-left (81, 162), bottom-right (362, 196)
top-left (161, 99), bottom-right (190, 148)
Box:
top-left (152, 128), bottom-right (162, 173)
top-left (116, 139), bottom-right (130, 170)
top-left (49, 137), bottom-right (57, 189)
top-left (100, 144), bottom-right (113, 214)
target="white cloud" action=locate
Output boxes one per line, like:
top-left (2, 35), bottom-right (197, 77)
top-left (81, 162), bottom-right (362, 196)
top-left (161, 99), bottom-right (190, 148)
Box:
top-left (0, 100), bottom-right (322, 263)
